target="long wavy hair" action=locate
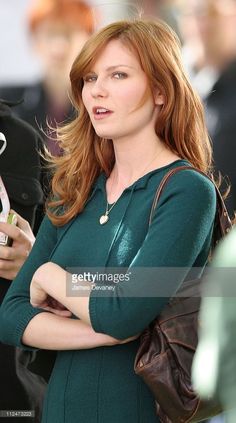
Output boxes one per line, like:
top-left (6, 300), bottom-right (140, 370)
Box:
top-left (47, 19), bottom-right (212, 226)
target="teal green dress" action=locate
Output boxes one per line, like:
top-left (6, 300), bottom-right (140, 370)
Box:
top-left (0, 160), bottom-right (216, 423)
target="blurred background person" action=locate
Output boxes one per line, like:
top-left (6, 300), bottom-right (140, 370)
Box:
top-left (129, 0), bottom-right (181, 37)
top-left (173, 0), bottom-right (205, 81)
top-left (192, 227), bottom-right (236, 423)
top-left (0, 0), bottom-right (94, 156)
top-left (176, 0), bottom-right (236, 219)
top-left (0, 99), bottom-right (45, 422)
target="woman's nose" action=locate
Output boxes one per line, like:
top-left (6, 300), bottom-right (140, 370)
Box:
top-left (90, 79), bottom-right (108, 98)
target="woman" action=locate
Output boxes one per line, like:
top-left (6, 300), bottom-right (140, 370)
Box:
top-left (0, 19), bottom-right (216, 423)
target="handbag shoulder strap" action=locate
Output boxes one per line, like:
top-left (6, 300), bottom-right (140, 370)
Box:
top-left (149, 165), bottom-right (232, 246)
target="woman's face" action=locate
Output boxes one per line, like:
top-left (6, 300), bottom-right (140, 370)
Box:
top-left (82, 39), bottom-right (164, 142)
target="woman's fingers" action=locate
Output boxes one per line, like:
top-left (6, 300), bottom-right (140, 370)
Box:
top-left (0, 213), bottom-right (35, 280)
top-left (10, 210), bottom-right (35, 245)
top-left (0, 246), bottom-right (18, 261)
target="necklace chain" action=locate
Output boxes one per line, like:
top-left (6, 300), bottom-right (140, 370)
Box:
top-left (99, 147), bottom-right (166, 225)
top-left (105, 200), bottom-right (118, 215)
top-left (99, 182), bottom-right (119, 225)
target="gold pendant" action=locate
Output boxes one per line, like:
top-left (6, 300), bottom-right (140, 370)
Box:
top-left (99, 214), bottom-right (109, 225)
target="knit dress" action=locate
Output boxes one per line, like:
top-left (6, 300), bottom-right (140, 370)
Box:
top-left (0, 159), bottom-right (216, 423)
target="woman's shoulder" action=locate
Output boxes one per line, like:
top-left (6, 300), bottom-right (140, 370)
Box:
top-left (162, 164), bottom-right (217, 210)
top-left (149, 159), bottom-right (215, 194)
top-left (171, 166), bottom-right (215, 193)
top-left (148, 160), bottom-right (217, 210)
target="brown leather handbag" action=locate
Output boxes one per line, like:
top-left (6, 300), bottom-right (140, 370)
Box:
top-left (134, 165), bottom-right (232, 423)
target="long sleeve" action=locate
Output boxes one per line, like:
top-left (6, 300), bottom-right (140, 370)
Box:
top-left (89, 170), bottom-right (217, 339)
top-left (0, 216), bottom-right (58, 348)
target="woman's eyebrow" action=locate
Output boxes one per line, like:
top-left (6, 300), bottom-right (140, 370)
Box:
top-left (85, 65), bottom-right (135, 75)
top-left (105, 65), bottom-right (135, 71)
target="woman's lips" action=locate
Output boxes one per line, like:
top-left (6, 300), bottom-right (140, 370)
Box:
top-left (92, 107), bottom-right (114, 120)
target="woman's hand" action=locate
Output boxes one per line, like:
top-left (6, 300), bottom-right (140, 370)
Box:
top-left (30, 262), bottom-right (72, 317)
top-left (0, 212), bottom-right (35, 280)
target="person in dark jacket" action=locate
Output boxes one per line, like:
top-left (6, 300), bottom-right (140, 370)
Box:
top-left (0, 99), bottom-right (46, 423)
top-left (204, 61), bottom-right (236, 219)
top-left (0, 100), bottom-right (45, 227)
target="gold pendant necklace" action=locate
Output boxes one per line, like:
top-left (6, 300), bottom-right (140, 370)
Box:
top-left (99, 146), bottom-right (166, 225)
top-left (99, 200), bottom-right (118, 225)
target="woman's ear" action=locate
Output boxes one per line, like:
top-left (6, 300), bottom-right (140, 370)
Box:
top-left (154, 89), bottom-right (165, 106)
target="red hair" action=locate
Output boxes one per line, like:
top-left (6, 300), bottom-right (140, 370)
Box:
top-left (47, 19), bottom-right (212, 226)
top-left (28, 0), bottom-right (94, 34)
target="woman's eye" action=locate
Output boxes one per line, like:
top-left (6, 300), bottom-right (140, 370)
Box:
top-left (83, 75), bottom-right (97, 83)
top-left (112, 72), bottom-right (127, 79)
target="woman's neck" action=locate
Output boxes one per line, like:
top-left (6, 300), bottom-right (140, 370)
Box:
top-left (106, 136), bottom-right (180, 203)
top-left (110, 136), bottom-right (175, 187)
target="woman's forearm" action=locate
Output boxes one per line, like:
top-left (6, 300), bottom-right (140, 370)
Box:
top-left (31, 262), bottom-right (92, 325)
top-left (22, 312), bottom-right (124, 350)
